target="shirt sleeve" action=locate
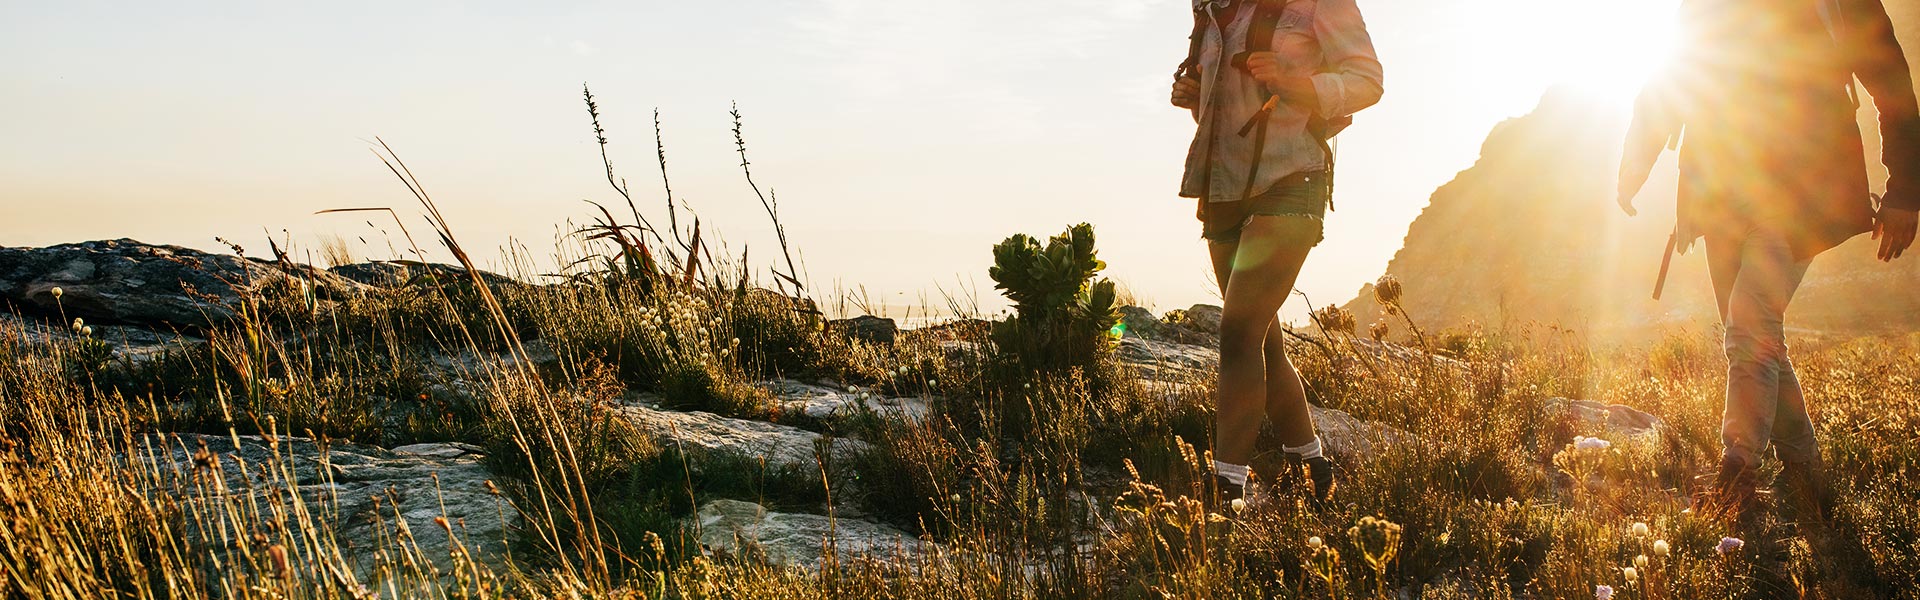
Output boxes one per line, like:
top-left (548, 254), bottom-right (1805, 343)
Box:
top-left (1840, 0), bottom-right (1920, 210)
top-left (1309, 0), bottom-right (1385, 120)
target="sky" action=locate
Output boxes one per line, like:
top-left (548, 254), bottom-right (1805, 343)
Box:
top-left (0, 0), bottom-right (1678, 322)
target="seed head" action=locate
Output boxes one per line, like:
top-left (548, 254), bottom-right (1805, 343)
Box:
top-left (1373, 275), bottom-right (1403, 306)
top-left (50, 287), bottom-right (63, 300)
top-left (1631, 522), bottom-right (1650, 537)
top-left (1653, 539), bottom-right (1670, 556)
top-left (1634, 554), bottom-right (1649, 570)
top-left (1623, 566), bottom-right (1638, 582)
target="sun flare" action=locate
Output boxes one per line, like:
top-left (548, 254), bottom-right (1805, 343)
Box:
top-left (1481, 0), bottom-right (1682, 106)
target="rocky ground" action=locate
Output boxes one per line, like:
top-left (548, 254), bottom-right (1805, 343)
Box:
top-left (1, 239), bottom-right (1667, 574)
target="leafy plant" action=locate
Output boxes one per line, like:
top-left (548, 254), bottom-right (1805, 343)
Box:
top-left (986, 223), bottom-right (1120, 377)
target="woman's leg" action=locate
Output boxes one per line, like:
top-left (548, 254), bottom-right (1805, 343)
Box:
top-left (1214, 215), bottom-right (1317, 466)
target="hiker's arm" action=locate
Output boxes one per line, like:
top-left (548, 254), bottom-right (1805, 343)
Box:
top-left (1843, 0), bottom-right (1920, 212)
top-left (1618, 71), bottom-right (1685, 215)
top-left (1308, 0), bottom-right (1384, 119)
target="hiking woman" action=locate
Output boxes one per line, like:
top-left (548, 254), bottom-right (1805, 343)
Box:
top-left (1169, 0), bottom-right (1383, 505)
top-left (1618, 0), bottom-right (1918, 521)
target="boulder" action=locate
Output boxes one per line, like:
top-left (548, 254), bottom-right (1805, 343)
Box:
top-left (689, 499), bottom-right (923, 569)
top-left (1116, 306), bottom-right (1161, 339)
top-left (758, 379), bottom-right (930, 422)
top-left (1175, 304), bottom-right (1222, 336)
top-left (828, 315), bottom-right (898, 345)
top-left (0, 239), bottom-right (367, 330)
top-left (140, 433), bottom-right (510, 578)
top-left (1117, 337), bottom-right (1218, 379)
top-left (613, 403), bottom-right (869, 472)
top-left (1544, 397), bottom-right (1665, 440)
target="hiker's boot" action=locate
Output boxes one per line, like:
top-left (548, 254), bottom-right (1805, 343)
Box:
top-left (1779, 459), bottom-right (1834, 529)
top-left (1304, 456), bottom-right (1336, 510)
top-left (1210, 474), bottom-right (1245, 508)
top-left (1694, 455), bottom-right (1760, 523)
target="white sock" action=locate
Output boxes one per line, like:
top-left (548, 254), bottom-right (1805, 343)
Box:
top-left (1284, 436), bottom-right (1324, 461)
top-left (1213, 460), bottom-right (1249, 486)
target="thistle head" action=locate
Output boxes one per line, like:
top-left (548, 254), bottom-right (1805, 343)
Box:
top-left (1373, 275), bottom-right (1403, 306)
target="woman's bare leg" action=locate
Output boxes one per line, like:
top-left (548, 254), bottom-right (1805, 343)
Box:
top-left (1212, 216), bottom-right (1317, 465)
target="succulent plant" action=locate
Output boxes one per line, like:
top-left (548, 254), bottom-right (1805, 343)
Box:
top-left (987, 223), bottom-right (1120, 374)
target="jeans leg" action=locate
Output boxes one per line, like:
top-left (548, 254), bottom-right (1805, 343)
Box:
top-left (1720, 233), bottom-right (1811, 465)
top-left (1770, 357), bottom-right (1821, 464)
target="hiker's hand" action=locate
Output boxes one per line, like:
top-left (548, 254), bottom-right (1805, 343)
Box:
top-left (1874, 205), bottom-right (1917, 261)
top-left (1244, 52), bottom-right (1287, 86)
top-left (1171, 75), bottom-right (1200, 109)
top-left (1615, 185), bottom-right (1639, 217)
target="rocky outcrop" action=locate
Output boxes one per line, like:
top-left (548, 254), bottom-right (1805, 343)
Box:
top-left (759, 379), bottom-right (930, 422)
top-left (689, 499), bottom-right (924, 569)
top-left (141, 433), bottom-right (510, 577)
top-left (0, 239), bottom-right (367, 330)
top-left (613, 403), bottom-right (869, 472)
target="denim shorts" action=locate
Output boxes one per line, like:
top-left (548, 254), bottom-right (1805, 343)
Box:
top-left (1198, 171), bottom-right (1329, 245)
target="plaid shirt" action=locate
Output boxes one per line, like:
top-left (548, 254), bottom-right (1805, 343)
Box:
top-left (1179, 0), bottom-right (1383, 203)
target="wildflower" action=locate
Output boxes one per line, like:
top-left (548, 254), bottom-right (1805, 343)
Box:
top-left (1623, 566), bottom-right (1638, 582)
top-left (1230, 498), bottom-right (1247, 513)
top-left (1574, 436), bottom-right (1612, 450)
top-left (1596, 584), bottom-right (1614, 600)
top-left (1716, 536), bottom-right (1743, 555)
top-left (1631, 522), bottom-right (1650, 537)
top-left (1307, 536), bottom-right (1324, 549)
top-left (71, 317), bottom-right (84, 331)
top-left (50, 287), bottom-right (63, 299)
top-left (81, 326), bottom-right (93, 337)
top-left (1634, 554), bottom-right (1649, 570)
top-left (1653, 539), bottom-right (1670, 556)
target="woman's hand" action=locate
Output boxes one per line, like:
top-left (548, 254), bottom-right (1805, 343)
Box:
top-left (1243, 51), bottom-right (1288, 87)
top-left (1171, 75), bottom-right (1201, 109)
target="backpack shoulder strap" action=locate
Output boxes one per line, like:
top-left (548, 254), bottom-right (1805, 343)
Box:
top-left (1231, 0), bottom-right (1291, 71)
top-left (1177, 5), bottom-right (1208, 79)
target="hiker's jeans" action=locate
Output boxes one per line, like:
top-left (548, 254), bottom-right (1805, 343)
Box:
top-left (1717, 231), bottom-right (1818, 466)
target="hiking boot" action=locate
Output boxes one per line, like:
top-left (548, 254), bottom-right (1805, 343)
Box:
top-left (1210, 474), bottom-right (1245, 506)
top-left (1272, 455), bottom-right (1337, 510)
top-left (1693, 455), bottom-right (1760, 522)
top-left (1778, 459), bottom-right (1834, 528)
top-left (1304, 456), bottom-right (1336, 508)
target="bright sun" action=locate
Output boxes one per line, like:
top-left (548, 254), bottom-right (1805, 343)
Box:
top-left (1478, 0), bottom-right (1682, 107)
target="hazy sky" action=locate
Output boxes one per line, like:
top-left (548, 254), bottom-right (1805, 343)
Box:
top-left (0, 0), bottom-right (1677, 321)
